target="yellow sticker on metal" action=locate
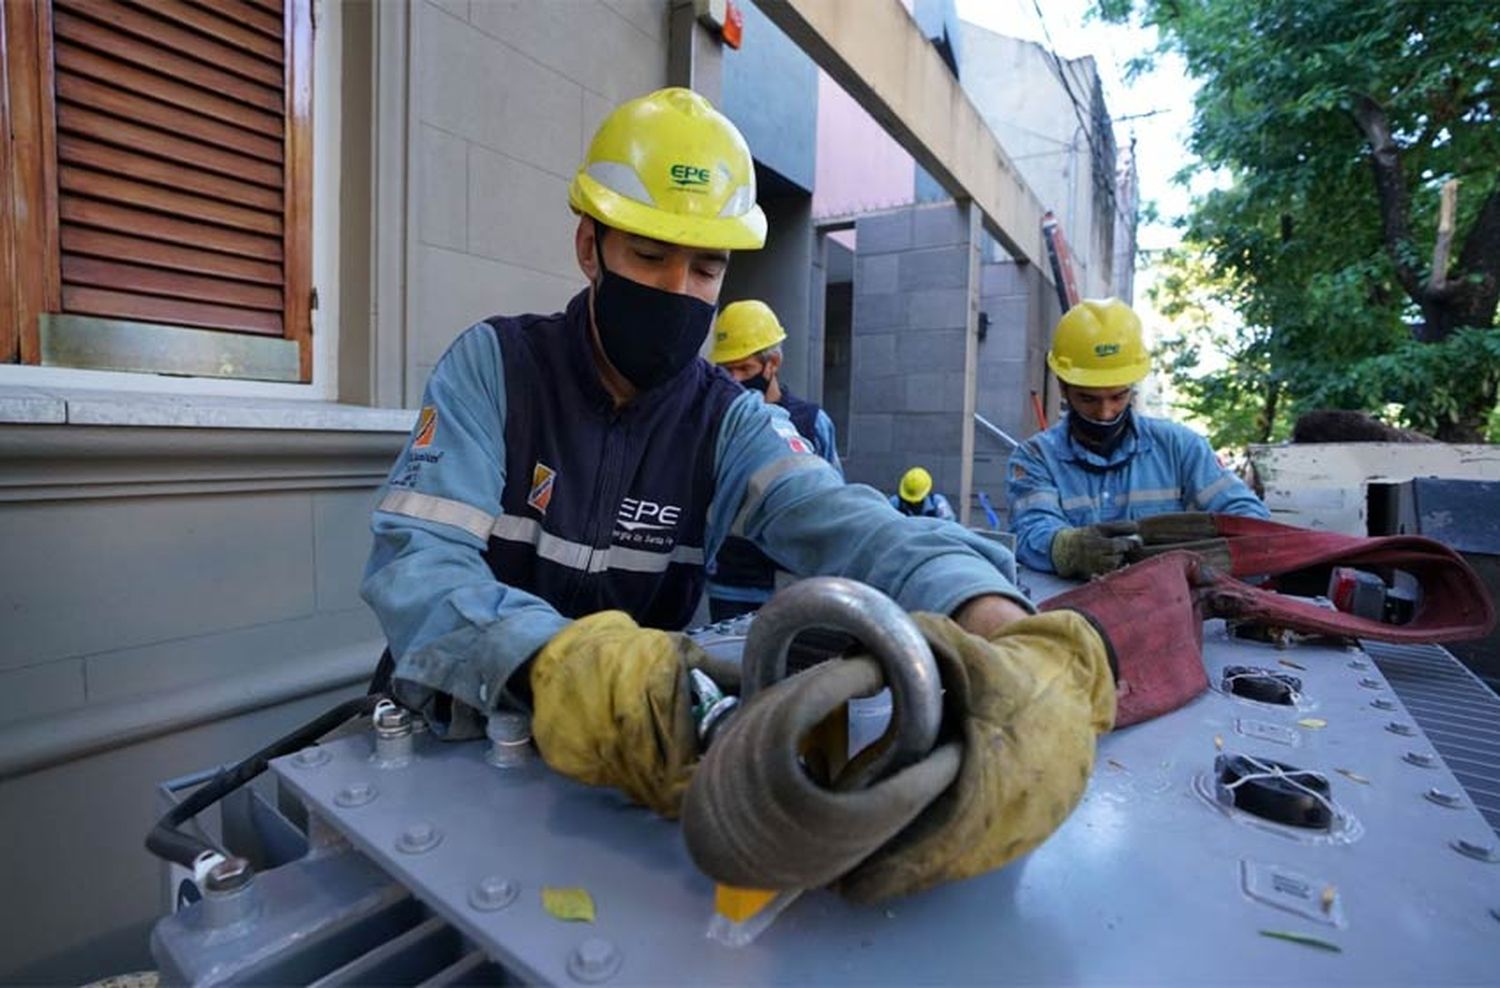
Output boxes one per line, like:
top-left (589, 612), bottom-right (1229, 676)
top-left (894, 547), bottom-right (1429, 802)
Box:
top-left (542, 887), bottom-right (596, 923)
top-left (715, 884), bottom-right (778, 923)
top-left (1297, 717), bottom-right (1328, 730)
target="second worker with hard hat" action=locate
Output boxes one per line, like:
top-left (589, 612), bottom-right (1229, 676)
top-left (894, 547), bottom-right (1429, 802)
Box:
top-left (1007, 298), bottom-right (1269, 579)
top-left (705, 300), bottom-right (842, 620)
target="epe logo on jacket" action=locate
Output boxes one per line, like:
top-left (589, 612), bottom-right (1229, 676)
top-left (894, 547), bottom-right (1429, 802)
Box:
top-left (614, 497), bottom-right (682, 550)
top-left (527, 462), bottom-right (556, 514)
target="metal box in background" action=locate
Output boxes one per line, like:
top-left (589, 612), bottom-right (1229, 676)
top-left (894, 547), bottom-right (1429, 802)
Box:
top-left (1368, 477), bottom-right (1500, 689)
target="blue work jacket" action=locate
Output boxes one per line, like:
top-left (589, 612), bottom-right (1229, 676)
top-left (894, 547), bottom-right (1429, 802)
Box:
top-left (363, 291), bottom-right (1028, 735)
top-left (889, 492), bottom-right (957, 521)
top-left (707, 387), bottom-right (842, 604)
top-left (1006, 412), bottom-right (1269, 573)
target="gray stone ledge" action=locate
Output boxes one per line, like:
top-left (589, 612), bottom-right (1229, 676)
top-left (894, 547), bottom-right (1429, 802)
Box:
top-left (0, 385), bottom-right (416, 432)
top-left (0, 387), bottom-right (67, 424)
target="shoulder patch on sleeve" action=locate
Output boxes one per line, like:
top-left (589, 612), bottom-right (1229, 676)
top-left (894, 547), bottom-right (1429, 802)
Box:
top-left (413, 406), bottom-right (438, 448)
top-left (772, 416), bottom-right (813, 455)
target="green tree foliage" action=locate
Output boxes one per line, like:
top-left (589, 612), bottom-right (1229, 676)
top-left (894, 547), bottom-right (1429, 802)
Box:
top-left (1100, 0), bottom-right (1500, 441)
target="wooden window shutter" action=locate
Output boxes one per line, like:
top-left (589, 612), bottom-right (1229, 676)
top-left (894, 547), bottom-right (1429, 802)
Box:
top-left (9, 0), bottom-right (313, 380)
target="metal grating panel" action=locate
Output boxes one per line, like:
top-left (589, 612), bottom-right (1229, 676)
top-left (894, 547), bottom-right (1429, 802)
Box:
top-left (1363, 639), bottom-right (1500, 836)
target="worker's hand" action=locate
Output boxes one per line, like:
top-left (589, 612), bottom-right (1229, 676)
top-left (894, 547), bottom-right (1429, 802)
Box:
top-left (952, 593), bottom-right (1031, 639)
top-left (1040, 550), bottom-right (1214, 728)
top-left (1136, 511), bottom-right (1217, 543)
top-left (530, 611), bottom-right (710, 817)
top-left (1123, 513), bottom-right (1232, 569)
top-left (837, 610), bottom-right (1115, 902)
top-left (1050, 521), bottom-right (1141, 578)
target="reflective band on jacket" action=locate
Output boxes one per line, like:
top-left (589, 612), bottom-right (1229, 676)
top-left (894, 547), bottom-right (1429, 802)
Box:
top-left (491, 514), bottom-right (704, 575)
top-left (379, 490), bottom-right (495, 541)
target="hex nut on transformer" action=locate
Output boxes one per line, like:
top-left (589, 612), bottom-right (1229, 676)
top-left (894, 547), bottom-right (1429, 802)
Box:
top-left (292, 746), bottom-right (331, 768)
top-left (567, 938), bottom-right (622, 983)
top-left (468, 877), bottom-right (519, 912)
top-left (397, 822), bottom-right (442, 854)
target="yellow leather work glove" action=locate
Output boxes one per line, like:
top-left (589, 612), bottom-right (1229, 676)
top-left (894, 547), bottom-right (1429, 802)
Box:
top-left (1050, 522), bottom-right (1141, 578)
top-left (838, 610), bottom-right (1115, 902)
top-left (530, 611), bottom-right (708, 818)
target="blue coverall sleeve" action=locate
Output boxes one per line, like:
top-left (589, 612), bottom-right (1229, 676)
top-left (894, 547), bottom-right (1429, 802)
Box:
top-left (708, 393), bottom-right (1031, 616)
top-left (813, 409), bottom-right (844, 477)
top-left (1173, 428), bottom-right (1271, 519)
top-left (1006, 438), bottom-right (1069, 572)
top-left (360, 324), bottom-right (569, 736)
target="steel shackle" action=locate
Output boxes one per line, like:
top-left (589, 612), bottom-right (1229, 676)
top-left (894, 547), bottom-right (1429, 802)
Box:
top-left (740, 576), bottom-right (943, 770)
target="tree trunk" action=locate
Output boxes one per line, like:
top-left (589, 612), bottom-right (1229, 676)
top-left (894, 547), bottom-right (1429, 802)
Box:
top-left (1353, 97), bottom-right (1500, 344)
top-left (1257, 380), bottom-right (1280, 443)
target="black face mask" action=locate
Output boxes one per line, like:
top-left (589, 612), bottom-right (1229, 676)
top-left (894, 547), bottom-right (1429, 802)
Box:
top-left (592, 232), bottom-right (716, 393)
top-left (1070, 405), bottom-right (1134, 456)
top-left (741, 370), bottom-right (772, 394)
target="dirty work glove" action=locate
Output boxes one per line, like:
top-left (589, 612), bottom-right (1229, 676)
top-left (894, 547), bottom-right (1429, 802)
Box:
top-left (1122, 512), bottom-right (1232, 570)
top-left (837, 611), bottom-right (1115, 902)
top-left (1040, 551), bottom-right (1213, 727)
top-left (530, 611), bottom-right (711, 818)
top-left (1050, 521), bottom-right (1141, 578)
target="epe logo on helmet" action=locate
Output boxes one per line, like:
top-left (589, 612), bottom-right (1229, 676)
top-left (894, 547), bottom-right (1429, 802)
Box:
top-left (1094, 343), bottom-right (1121, 357)
top-left (669, 163), bottom-right (710, 189)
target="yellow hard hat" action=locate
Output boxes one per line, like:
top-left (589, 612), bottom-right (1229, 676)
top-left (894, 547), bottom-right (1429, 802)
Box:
top-left (1047, 298), bottom-right (1151, 388)
top-left (899, 467), bottom-right (933, 503)
top-left (569, 88), bottom-right (767, 251)
top-left (710, 300), bottom-right (787, 364)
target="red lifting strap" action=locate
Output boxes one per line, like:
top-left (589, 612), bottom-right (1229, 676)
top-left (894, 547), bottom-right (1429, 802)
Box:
top-left (1203, 515), bottom-right (1495, 644)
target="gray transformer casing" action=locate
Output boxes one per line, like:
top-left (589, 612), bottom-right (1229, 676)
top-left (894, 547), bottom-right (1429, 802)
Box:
top-left (152, 573), bottom-right (1500, 984)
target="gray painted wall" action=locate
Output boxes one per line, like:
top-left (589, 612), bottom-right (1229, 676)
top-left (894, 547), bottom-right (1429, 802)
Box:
top-left (0, 423), bottom-right (400, 980)
top-left (844, 203), bottom-right (974, 503)
top-left (721, 0), bottom-right (818, 194)
top-left (719, 187), bottom-right (818, 399)
top-left (954, 23), bottom-right (1113, 296)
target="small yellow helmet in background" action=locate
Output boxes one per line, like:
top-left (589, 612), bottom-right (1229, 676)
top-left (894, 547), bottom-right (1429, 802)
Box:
top-left (1047, 298), bottom-right (1151, 388)
top-left (710, 300), bottom-right (787, 364)
top-left (569, 87), bottom-right (767, 251)
top-left (899, 467), bottom-right (933, 504)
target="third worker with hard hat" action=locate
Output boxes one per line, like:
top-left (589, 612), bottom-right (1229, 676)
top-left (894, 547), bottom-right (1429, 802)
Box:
top-left (705, 300), bottom-right (842, 620)
top-left (1006, 298), bottom-right (1268, 579)
top-left (891, 466), bottom-right (956, 521)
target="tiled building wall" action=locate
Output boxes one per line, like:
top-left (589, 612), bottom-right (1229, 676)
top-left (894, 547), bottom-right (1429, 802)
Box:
top-left (845, 203), bottom-right (973, 503)
top-left (845, 202), bottom-right (1060, 520)
top-left (405, 0), bottom-right (670, 405)
top-left (974, 257), bottom-right (1061, 520)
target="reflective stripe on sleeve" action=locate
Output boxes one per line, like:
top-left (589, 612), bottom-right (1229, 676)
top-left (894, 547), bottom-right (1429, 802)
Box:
top-left (379, 490), bottom-right (495, 541)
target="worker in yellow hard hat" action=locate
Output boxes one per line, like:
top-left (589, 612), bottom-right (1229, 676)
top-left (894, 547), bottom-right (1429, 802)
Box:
top-left (1007, 298), bottom-right (1268, 579)
top-left (364, 87), bottom-right (1053, 814)
top-left (706, 300), bottom-right (843, 620)
top-left (890, 466), bottom-right (956, 521)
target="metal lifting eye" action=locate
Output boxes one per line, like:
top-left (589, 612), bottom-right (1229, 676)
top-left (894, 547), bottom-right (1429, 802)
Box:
top-left (1215, 753), bottom-right (1334, 831)
top-left (1221, 665), bottom-right (1302, 705)
top-left (739, 577), bottom-right (944, 775)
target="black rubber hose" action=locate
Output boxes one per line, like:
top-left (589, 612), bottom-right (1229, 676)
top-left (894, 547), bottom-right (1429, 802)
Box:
top-left (146, 694), bottom-right (383, 869)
